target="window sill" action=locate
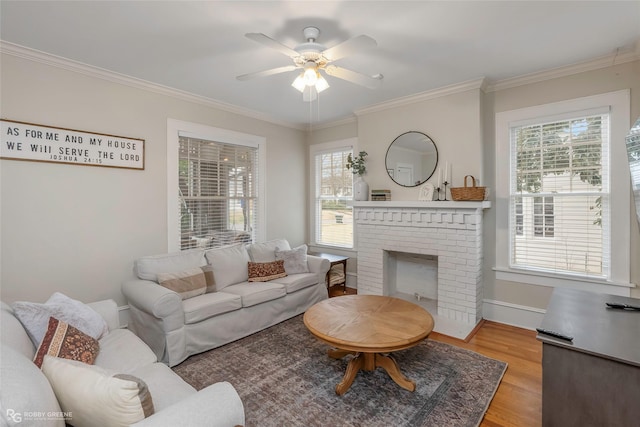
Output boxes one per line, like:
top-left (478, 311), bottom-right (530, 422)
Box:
top-left (493, 267), bottom-right (635, 297)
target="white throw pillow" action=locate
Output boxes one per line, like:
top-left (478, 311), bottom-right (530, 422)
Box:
top-left (275, 244), bottom-right (310, 274)
top-left (41, 356), bottom-right (155, 427)
top-left (205, 243), bottom-right (251, 290)
top-left (247, 238), bottom-right (291, 262)
top-left (11, 292), bottom-right (109, 346)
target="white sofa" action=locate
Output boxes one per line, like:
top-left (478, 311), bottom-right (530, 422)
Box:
top-left (0, 299), bottom-right (245, 427)
top-left (122, 239), bottom-right (330, 367)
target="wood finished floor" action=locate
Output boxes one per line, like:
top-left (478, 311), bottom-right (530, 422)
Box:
top-left (329, 286), bottom-right (542, 427)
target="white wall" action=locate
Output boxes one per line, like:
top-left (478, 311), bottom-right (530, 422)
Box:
top-left (0, 52), bottom-right (307, 305)
top-left (356, 88), bottom-right (484, 199)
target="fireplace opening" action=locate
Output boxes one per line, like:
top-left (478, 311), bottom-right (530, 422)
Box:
top-left (385, 251), bottom-right (437, 312)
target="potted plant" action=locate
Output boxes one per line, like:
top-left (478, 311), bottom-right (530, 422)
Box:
top-left (346, 151), bottom-right (369, 201)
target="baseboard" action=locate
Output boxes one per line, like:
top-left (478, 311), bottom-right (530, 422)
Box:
top-left (482, 299), bottom-right (546, 331)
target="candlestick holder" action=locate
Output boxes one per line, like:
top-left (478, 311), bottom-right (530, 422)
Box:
top-left (435, 187), bottom-right (441, 201)
top-left (442, 181), bottom-right (449, 201)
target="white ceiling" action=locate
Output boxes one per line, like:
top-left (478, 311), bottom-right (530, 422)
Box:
top-left (1, 1), bottom-right (639, 128)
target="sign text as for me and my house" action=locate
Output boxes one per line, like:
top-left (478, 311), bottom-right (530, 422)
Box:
top-left (0, 119), bottom-right (145, 170)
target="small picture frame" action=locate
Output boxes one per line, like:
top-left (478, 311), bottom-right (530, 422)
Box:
top-left (418, 183), bottom-right (434, 201)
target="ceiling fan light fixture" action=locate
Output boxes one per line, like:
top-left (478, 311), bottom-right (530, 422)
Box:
top-left (315, 74), bottom-right (329, 93)
top-left (303, 67), bottom-right (318, 86)
top-left (291, 74), bottom-right (306, 92)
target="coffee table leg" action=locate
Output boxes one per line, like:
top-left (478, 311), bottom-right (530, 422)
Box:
top-left (328, 348), bottom-right (355, 359)
top-left (335, 353), bottom-right (364, 395)
top-left (375, 353), bottom-right (416, 392)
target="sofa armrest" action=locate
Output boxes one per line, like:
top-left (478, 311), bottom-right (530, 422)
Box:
top-left (122, 279), bottom-right (183, 320)
top-left (131, 381), bottom-right (245, 427)
top-left (87, 299), bottom-right (120, 331)
top-left (307, 255), bottom-right (330, 285)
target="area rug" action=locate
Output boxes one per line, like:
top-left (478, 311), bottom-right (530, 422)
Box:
top-left (173, 315), bottom-right (507, 427)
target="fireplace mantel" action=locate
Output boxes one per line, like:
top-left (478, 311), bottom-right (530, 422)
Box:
top-left (351, 201), bottom-right (491, 209)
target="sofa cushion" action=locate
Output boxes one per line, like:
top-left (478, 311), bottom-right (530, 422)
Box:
top-left (275, 244), bottom-right (310, 274)
top-left (130, 362), bottom-right (196, 412)
top-left (1, 346), bottom-right (65, 427)
top-left (247, 238), bottom-right (291, 262)
top-left (270, 273), bottom-right (319, 293)
top-left (157, 267), bottom-right (207, 300)
top-left (41, 356), bottom-right (155, 427)
top-left (135, 249), bottom-right (206, 282)
top-left (11, 292), bottom-right (109, 346)
top-left (205, 243), bottom-right (251, 290)
top-left (34, 317), bottom-right (100, 368)
top-left (1, 301), bottom-right (36, 359)
top-left (94, 328), bottom-right (158, 374)
top-left (248, 260), bottom-right (287, 282)
top-left (222, 282), bottom-right (286, 307)
top-left (182, 292), bottom-right (242, 325)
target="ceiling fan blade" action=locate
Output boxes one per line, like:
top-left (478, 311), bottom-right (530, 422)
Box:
top-left (324, 65), bottom-right (382, 89)
top-left (236, 65), bottom-right (298, 81)
top-left (322, 35), bottom-right (377, 61)
top-left (245, 33), bottom-right (300, 58)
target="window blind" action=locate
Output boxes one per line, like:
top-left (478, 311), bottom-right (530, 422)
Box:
top-left (179, 136), bottom-right (258, 250)
top-left (314, 148), bottom-right (354, 248)
top-left (509, 113), bottom-right (610, 278)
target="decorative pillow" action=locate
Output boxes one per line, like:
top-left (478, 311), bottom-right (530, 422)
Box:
top-left (205, 243), bottom-right (251, 289)
top-left (247, 238), bottom-right (291, 262)
top-left (33, 317), bottom-right (100, 368)
top-left (41, 356), bottom-right (155, 427)
top-left (156, 267), bottom-right (207, 300)
top-left (275, 244), bottom-right (310, 274)
top-left (11, 292), bottom-right (109, 346)
top-left (248, 260), bottom-right (287, 282)
top-left (200, 264), bottom-right (217, 293)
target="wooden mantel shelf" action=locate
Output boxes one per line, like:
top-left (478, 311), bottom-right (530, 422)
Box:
top-left (351, 201), bottom-right (491, 209)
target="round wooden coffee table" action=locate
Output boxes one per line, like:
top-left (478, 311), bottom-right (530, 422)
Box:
top-left (303, 295), bottom-right (434, 395)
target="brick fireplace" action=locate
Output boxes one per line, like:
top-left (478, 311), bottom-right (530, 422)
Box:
top-left (352, 201), bottom-right (490, 338)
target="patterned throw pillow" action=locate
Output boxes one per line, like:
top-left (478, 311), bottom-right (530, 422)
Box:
top-left (275, 244), bottom-right (310, 274)
top-left (247, 260), bottom-right (287, 282)
top-left (33, 317), bottom-right (100, 368)
top-left (157, 267), bottom-right (207, 300)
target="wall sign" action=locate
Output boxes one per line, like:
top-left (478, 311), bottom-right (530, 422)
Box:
top-left (0, 119), bottom-right (145, 170)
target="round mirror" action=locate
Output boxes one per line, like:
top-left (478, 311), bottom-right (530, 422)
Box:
top-left (385, 131), bottom-right (438, 187)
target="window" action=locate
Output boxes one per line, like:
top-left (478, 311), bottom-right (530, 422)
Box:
top-left (178, 136), bottom-right (257, 250)
top-left (495, 90), bottom-right (631, 295)
top-left (167, 120), bottom-right (265, 252)
top-left (510, 114), bottom-right (606, 276)
top-left (310, 139), bottom-right (356, 248)
top-left (533, 196), bottom-right (554, 237)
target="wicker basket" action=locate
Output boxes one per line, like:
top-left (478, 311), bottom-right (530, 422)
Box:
top-left (450, 175), bottom-right (486, 201)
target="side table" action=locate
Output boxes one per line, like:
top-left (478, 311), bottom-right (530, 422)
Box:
top-left (310, 252), bottom-right (349, 294)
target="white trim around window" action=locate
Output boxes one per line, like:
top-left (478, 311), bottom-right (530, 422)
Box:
top-left (495, 90), bottom-right (632, 296)
top-left (167, 119), bottom-right (266, 252)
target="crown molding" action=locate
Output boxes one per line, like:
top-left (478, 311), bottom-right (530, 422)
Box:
top-left (0, 41), bottom-right (305, 130)
top-left (354, 77), bottom-right (487, 117)
top-left (485, 43), bottom-right (640, 92)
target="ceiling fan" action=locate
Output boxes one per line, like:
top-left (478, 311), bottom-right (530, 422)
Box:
top-left (237, 26), bottom-right (383, 101)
